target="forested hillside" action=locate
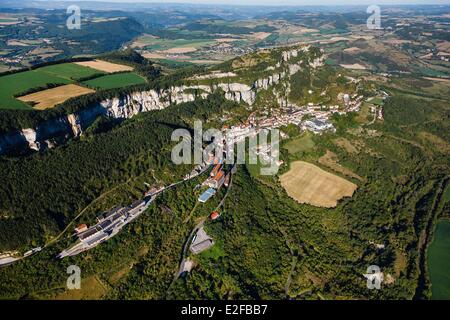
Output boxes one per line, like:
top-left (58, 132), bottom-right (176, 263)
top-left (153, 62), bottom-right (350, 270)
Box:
top-left (0, 93), bottom-right (239, 249)
top-left (0, 43), bottom-right (448, 300)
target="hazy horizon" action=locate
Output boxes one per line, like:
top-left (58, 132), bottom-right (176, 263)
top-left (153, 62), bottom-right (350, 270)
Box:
top-left (38, 0), bottom-right (450, 6)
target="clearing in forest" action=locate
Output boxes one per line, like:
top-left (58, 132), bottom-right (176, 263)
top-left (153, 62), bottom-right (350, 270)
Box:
top-left (280, 161), bottom-right (357, 208)
top-left (53, 276), bottom-right (107, 300)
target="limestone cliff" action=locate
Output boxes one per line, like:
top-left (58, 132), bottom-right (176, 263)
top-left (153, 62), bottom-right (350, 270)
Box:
top-left (0, 46), bottom-right (318, 155)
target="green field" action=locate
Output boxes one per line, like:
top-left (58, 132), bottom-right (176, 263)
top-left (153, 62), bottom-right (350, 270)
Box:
top-left (198, 238), bottom-right (225, 261)
top-left (37, 63), bottom-right (105, 81)
top-left (370, 97), bottom-right (385, 106)
top-left (0, 63), bottom-right (104, 110)
top-left (428, 219), bottom-right (450, 300)
top-left (135, 37), bottom-right (216, 51)
top-left (443, 185), bottom-right (450, 204)
top-left (82, 72), bottom-right (147, 89)
top-left (283, 133), bottom-right (315, 154)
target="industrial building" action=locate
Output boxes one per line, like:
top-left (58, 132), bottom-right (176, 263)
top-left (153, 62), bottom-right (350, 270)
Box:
top-left (190, 227), bottom-right (214, 254)
top-left (58, 198), bottom-right (153, 259)
top-left (206, 170), bottom-right (225, 189)
top-left (301, 118), bottom-right (335, 134)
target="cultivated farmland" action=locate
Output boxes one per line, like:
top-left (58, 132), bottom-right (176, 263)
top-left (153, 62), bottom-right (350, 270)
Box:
top-left (36, 63), bottom-right (105, 81)
top-left (427, 219), bottom-right (450, 300)
top-left (131, 37), bottom-right (216, 52)
top-left (83, 72), bottom-right (146, 89)
top-left (0, 63), bottom-right (104, 110)
top-left (74, 60), bottom-right (134, 73)
top-left (280, 161), bottom-right (357, 208)
top-left (17, 84), bottom-right (95, 110)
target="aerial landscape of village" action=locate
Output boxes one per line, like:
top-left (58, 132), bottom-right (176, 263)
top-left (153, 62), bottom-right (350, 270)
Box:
top-left (0, 0), bottom-right (449, 307)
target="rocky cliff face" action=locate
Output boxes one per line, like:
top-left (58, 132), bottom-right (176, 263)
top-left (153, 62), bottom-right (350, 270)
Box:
top-left (0, 83), bottom-right (257, 155)
top-left (0, 46), bottom-right (317, 156)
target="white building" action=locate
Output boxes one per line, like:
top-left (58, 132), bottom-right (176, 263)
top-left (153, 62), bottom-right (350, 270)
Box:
top-left (302, 118), bottom-right (335, 134)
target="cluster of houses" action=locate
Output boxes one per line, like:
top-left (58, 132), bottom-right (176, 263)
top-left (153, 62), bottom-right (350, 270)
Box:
top-left (252, 143), bottom-right (284, 167)
top-left (222, 92), bottom-right (364, 139)
top-left (198, 162), bottom-right (231, 203)
top-left (0, 56), bottom-right (22, 64)
top-left (204, 42), bottom-right (254, 56)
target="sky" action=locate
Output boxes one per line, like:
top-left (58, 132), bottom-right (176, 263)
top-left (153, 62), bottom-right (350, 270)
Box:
top-left (59, 0), bottom-right (450, 5)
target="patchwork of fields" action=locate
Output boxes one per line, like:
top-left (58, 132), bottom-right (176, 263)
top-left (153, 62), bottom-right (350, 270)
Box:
top-left (0, 60), bottom-right (146, 110)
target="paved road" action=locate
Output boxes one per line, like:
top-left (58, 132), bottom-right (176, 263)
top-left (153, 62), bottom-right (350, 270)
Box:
top-left (176, 218), bottom-right (206, 278)
top-left (174, 168), bottom-right (236, 280)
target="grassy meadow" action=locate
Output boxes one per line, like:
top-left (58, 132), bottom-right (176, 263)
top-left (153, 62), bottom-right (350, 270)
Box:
top-left (428, 219), bottom-right (450, 300)
top-left (83, 72), bottom-right (147, 90)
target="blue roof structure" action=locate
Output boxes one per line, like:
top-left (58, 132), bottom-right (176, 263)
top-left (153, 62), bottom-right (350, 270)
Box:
top-left (198, 188), bottom-right (216, 203)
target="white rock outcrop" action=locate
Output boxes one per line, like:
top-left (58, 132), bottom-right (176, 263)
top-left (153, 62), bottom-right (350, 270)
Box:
top-left (21, 128), bottom-right (40, 151)
top-left (0, 46), bottom-right (323, 155)
top-left (215, 83), bottom-right (256, 105)
top-left (67, 114), bottom-right (82, 138)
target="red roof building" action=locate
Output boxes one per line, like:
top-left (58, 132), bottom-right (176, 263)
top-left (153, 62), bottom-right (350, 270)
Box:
top-left (214, 170), bottom-right (224, 182)
top-left (210, 211), bottom-right (220, 220)
top-left (210, 164), bottom-right (222, 177)
top-left (74, 224), bottom-right (88, 233)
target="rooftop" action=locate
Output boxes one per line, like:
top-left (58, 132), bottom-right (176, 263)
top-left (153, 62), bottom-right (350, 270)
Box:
top-left (198, 188), bottom-right (216, 203)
